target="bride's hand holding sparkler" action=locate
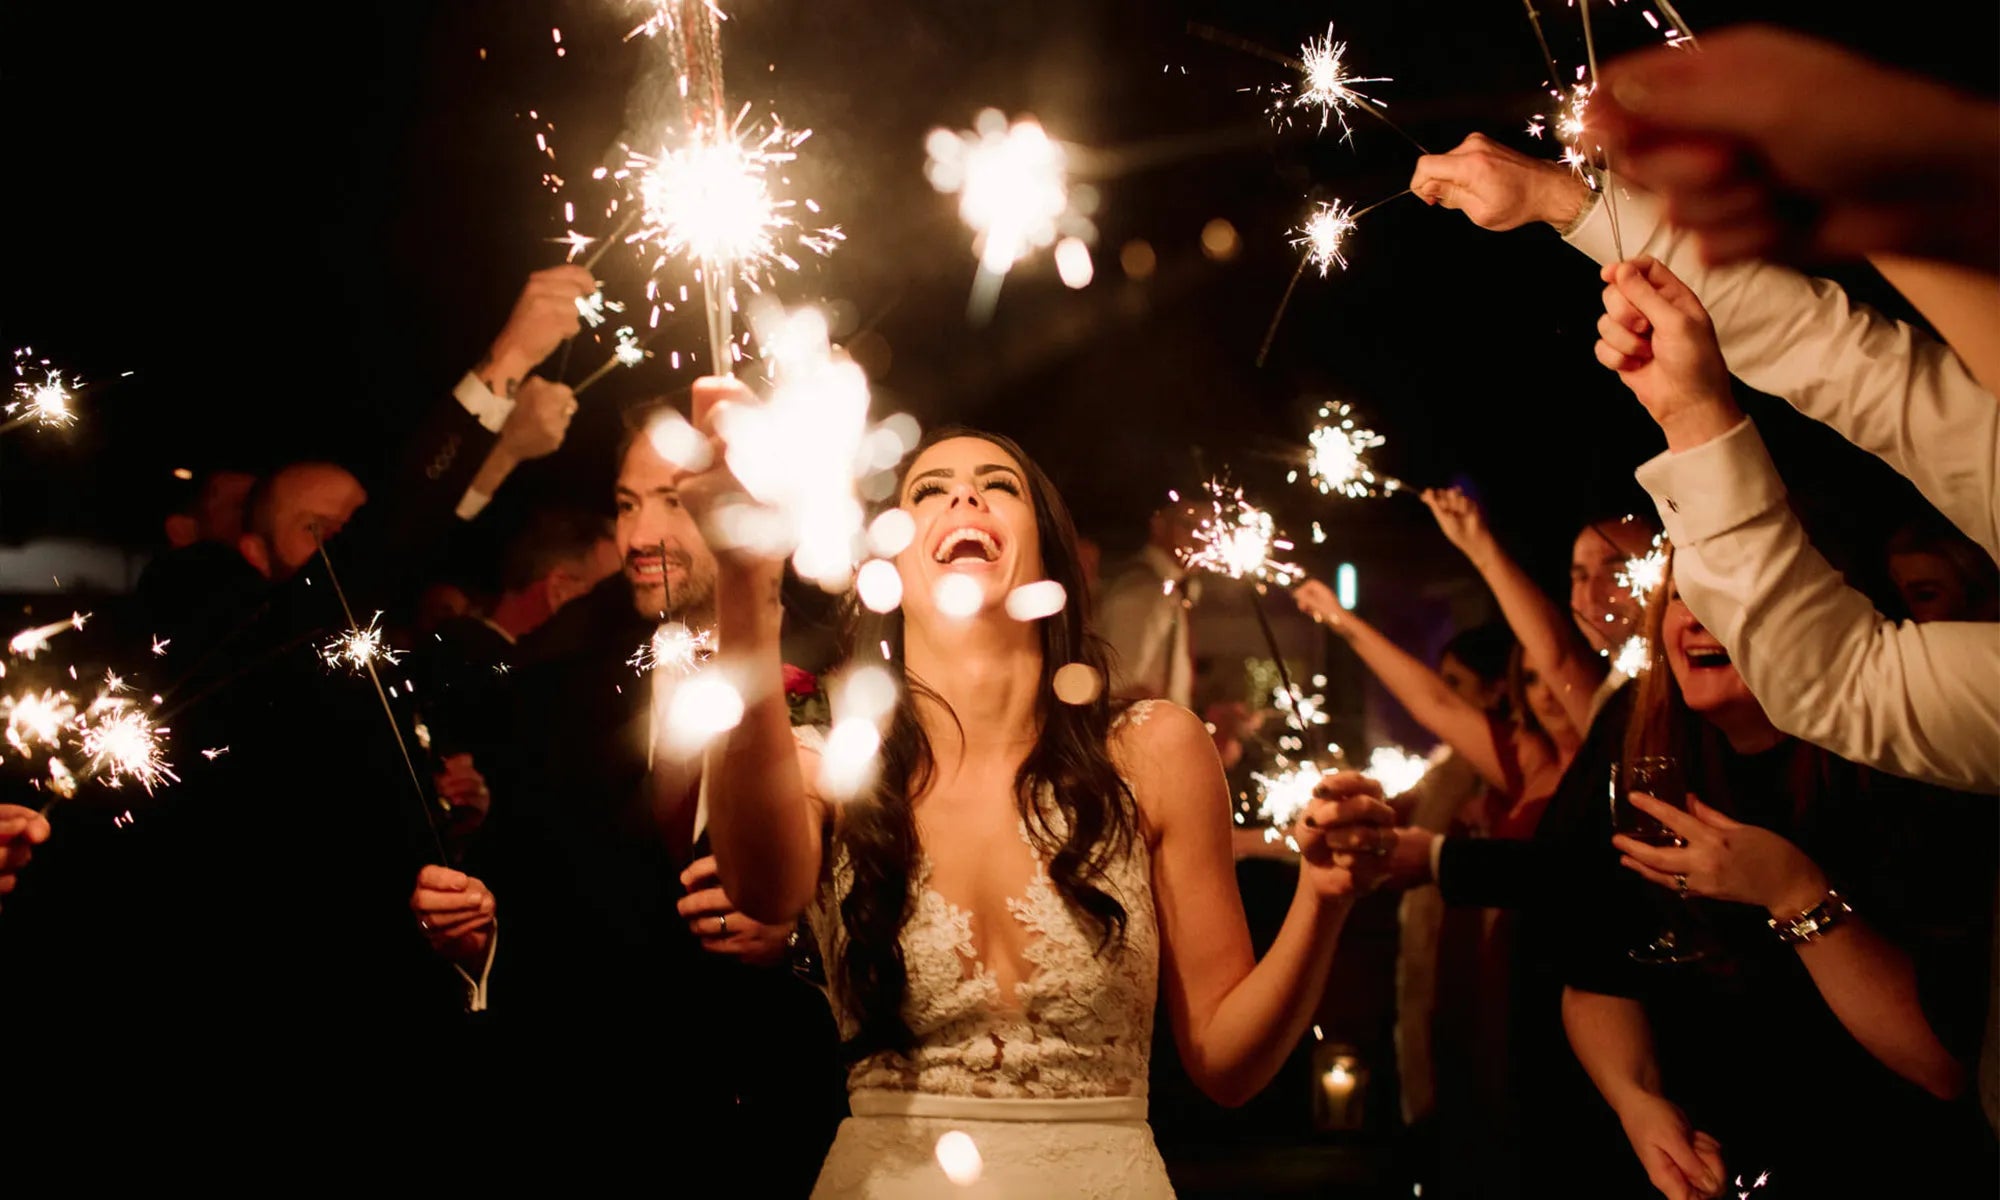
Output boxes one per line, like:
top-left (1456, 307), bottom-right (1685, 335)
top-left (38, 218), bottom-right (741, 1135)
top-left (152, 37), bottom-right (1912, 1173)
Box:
top-left (675, 376), bottom-right (789, 589)
top-left (1410, 133), bottom-right (1593, 232)
top-left (1595, 258), bottom-right (1741, 453)
top-left (1291, 772), bottom-right (1395, 900)
top-left (0, 803), bottom-right (52, 912)
top-left (477, 265), bottom-right (597, 396)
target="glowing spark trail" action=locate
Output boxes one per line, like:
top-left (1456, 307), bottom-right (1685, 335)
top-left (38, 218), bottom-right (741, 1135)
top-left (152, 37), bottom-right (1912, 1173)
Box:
top-left (926, 110), bottom-right (1090, 323)
top-left (1298, 402), bottom-right (1404, 498)
top-left (4, 349), bottom-right (80, 436)
top-left (9, 612), bottom-right (89, 660)
top-left (5, 690), bottom-right (76, 756)
top-left (319, 613), bottom-right (403, 674)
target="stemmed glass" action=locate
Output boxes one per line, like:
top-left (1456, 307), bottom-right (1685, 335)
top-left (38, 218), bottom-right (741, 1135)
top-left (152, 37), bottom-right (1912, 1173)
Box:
top-left (1610, 755), bottom-right (1710, 965)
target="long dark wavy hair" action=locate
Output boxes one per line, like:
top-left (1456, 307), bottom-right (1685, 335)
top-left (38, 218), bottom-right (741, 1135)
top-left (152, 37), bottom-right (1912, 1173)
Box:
top-left (832, 426), bottom-right (1140, 1059)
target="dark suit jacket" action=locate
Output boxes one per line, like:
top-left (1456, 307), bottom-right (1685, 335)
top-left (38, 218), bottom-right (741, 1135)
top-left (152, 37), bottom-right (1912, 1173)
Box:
top-left (465, 576), bottom-right (843, 1188)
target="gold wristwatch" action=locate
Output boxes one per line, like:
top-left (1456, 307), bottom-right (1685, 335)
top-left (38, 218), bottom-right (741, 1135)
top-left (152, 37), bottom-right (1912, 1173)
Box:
top-left (1769, 889), bottom-right (1852, 945)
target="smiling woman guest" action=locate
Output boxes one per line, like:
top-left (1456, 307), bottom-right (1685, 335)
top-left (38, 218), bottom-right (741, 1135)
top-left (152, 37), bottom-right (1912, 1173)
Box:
top-left (1560, 555), bottom-right (1997, 1199)
top-left (680, 379), bottom-right (1396, 1198)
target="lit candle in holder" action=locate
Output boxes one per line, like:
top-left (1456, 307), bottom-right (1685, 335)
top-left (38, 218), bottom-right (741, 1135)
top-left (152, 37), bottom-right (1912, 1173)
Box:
top-left (1312, 1043), bottom-right (1368, 1131)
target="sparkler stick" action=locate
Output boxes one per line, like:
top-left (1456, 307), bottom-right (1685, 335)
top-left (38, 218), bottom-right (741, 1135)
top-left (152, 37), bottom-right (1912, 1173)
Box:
top-left (1654, 0), bottom-right (1699, 48)
top-left (1577, 0), bottom-right (1625, 260)
top-left (311, 534), bottom-right (448, 862)
top-left (577, 205), bottom-right (644, 274)
top-left (1518, 1), bottom-right (1564, 89)
top-left (572, 324), bottom-right (669, 395)
top-left (1247, 584), bottom-right (1316, 749)
top-left (1257, 190), bottom-right (1414, 366)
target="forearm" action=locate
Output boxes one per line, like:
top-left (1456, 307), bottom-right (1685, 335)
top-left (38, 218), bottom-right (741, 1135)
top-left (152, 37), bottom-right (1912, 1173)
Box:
top-left (1463, 534), bottom-right (1604, 731)
top-left (1184, 879), bottom-right (1350, 1106)
top-left (1570, 178), bottom-right (2000, 556)
top-left (706, 564), bottom-right (820, 923)
top-left (466, 444), bottom-right (520, 503)
top-left (1870, 254), bottom-right (2000, 396)
top-left (1639, 419), bottom-right (2000, 790)
top-left (1781, 903), bottom-right (1966, 1099)
top-left (1336, 613), bottom-right (1508, 789)
top-left (1562, 986), bottom-right (1664, 1114)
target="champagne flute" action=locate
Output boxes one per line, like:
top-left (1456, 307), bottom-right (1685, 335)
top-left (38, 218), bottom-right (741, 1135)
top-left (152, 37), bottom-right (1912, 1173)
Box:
top-left (1609, 756), bottom-right (1709, 965)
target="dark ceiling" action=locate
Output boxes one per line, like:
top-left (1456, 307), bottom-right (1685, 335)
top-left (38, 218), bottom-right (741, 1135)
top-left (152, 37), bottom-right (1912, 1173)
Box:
top-left (3, 1), bottom-right (1994, 597)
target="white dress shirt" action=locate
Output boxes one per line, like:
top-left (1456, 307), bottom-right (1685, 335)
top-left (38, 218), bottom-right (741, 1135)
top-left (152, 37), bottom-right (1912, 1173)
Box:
top-left (1097, 545), bottom-right (1196, 708)
top-left (1567, 185), bottom-right (2000, 793)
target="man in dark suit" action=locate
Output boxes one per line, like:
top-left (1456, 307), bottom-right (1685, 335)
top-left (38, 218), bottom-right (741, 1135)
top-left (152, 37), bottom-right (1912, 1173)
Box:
top-left (408, 405), bottom-right (843, 1190)
top-left (0, 267), bottom-right (599, 1112)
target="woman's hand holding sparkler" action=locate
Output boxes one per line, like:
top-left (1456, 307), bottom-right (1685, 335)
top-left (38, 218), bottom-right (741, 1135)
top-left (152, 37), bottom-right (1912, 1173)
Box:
top-left (409, 865), bottom-right (496, 965)
top-left (1290, 578), bottom-right (1348, 635)
top-left (1410, 133), bottom-right (1593, 232)
top-left (1291, 772), bottom-right (1396, 900)
top-left (0, 803), bottom-right (52, 912)
top-left (476, 266), bottom-right (597, 397)
top-left (1595, 257), bottom-right (1742, 453)
top-left (676, 376), bottom-right (786, 584)
top-left (1418, 486), bottom-right (1498, 564)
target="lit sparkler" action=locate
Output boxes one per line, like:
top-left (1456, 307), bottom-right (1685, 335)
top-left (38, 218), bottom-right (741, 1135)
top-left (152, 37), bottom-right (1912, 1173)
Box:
top-left (1180, 480), bottom-right (1303, 587)
top-left (1612, 634), bottom-right (1652, 678)
top-left (1617, 534), bottom-right (1669, 607)
top-left (925, 109), bottom-right (1092, 322)
top-left (1257, 193), bottom-right (1409, 366)
top-left (1297, 402), bottom-right (1404, 498)
top-left (4, 349), bottom-right (80, 436)
top-left (5, 689), bottom-right (76, 756)
top-left (629, 621), bottom-right (715, 675)
top-left (1273, 685), bottom-right (1329, 727)
top-left (319, 612), bottom-right (403, 674)
top-left (686, 302), bottom-right (916, 592)
top-left (1363, 744), bottom-right (1444, 799)
top-left (572, 325), bottom-right (662, 395)
top-left (1251, 759), bottom-right (1326, 844)
top-left (576, 288), bottom-right (624, 329)
top-left (77, 696), bottom-right (176, 793)
top-left (1269, 24), bottom-right (1394, 142)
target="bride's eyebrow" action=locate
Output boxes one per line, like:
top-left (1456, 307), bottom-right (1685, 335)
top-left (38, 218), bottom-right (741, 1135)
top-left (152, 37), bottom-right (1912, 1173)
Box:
top-left (973, 464), bottom-right (1022, 484)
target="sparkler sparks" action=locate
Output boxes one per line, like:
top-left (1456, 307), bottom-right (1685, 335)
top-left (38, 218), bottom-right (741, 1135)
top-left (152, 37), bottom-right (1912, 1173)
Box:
top-left (1363, 744), bottom-right (1444, 799)
top-left (1268, 24), bottom-right (1393, 141)
top-left (1273, 685), bottom-right (1329, 727)
top-left (925, 109), bottom-right (1092, 321)
top-left (1251, 759), bottom-right (1326, 834)
top-left (1295, 201), bottom-right (1357, 276)
top-left (628, 115), bottom-right (834, 277)
top-left (1298, 402), bottom-right (1403, 498)
top-left (5, 349), bottom-right (80, 434)
top-left (5, 689), bottom-right (76, 756)
top-left (78, 698), bottom-right (175, 793)
top-left (1618, 534), bottom-right (1669, 606)
top-left (319, 613), bottom-right (403, 673)
top-left (1612, 634), bottom-right (1652, 678)
top-left (629, 621), bottom-right (715, 675)
top-left (1179, 480), bottom-right (1303, 586)
top-left (576, 288), bottom-right (624, 328)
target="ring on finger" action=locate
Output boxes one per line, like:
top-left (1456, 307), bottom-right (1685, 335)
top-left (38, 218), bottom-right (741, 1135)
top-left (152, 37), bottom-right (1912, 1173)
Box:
top-left (1372, 827), bottom-right (1393, 857)
top-left (718, 913), bottom-right (729, 935)
top-left (1675, 873), bottom-right (1688, 897)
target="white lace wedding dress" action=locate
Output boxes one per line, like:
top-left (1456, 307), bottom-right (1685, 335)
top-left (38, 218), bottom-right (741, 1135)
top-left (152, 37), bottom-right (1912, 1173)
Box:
top-left (803, 703), bottom-right (1175, 1198)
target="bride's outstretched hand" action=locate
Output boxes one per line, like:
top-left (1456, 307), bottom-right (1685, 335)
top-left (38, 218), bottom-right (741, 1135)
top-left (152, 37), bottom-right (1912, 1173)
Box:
top-left (1292, 772), bottom-right (1396, 900)
top-left (677, 375), bottom-right (787, 578)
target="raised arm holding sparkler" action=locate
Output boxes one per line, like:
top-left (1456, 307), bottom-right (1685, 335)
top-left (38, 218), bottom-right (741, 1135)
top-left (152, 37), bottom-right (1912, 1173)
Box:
top-left (0, 804), bottom-right (52, 913)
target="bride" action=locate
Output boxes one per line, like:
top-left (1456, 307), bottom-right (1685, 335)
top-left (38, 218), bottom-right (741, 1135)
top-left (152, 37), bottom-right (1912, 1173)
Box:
top-left (683, 379), bottom-right (1395, 1197)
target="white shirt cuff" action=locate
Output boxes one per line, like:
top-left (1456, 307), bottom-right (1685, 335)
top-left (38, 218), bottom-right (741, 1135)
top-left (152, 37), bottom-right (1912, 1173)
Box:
top-left (451, 921), bottom-right (498, 1013)
top-left (455, 371), bottom-right (515, 435)
top-left (1633, 417), bottom-right (1786, 547)
top-left (455, 485), bottom-right (495, 522)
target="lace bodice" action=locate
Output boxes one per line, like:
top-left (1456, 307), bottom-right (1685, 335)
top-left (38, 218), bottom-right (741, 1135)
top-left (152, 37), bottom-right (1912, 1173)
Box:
top-left (805, 702), bottom-right (1161, 1102)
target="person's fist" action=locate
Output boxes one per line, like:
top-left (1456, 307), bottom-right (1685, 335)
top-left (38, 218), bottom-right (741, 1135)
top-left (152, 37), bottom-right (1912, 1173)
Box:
top-left (1292, 772), bottom-right (1396, 900)
top-left (498, 378), bottom-right (578, 462)
top-left (1292, 578), bottom-right (1347, 631)
top-left (486, 265), bottom-right (597, 382)
top-left (1410, 132), bottom-right (1594, 232)
top-left (1594, 257), bottom-right (1738, 445)
top-left (410, 865), bottom-right (496, 964)
top-left (1419, 487), bottom-right (1492, 557)
top-left (0, 804), bottom-right (52, 913)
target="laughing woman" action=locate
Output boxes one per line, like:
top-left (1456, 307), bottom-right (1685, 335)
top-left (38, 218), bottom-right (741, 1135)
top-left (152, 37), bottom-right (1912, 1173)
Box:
top-left (679, 379), bottom-right (1394, 1198)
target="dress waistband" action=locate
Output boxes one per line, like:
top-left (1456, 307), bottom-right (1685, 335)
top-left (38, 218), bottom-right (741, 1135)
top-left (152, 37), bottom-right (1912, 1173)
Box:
top-left (848, 1089), bottom-right (1148, 1123)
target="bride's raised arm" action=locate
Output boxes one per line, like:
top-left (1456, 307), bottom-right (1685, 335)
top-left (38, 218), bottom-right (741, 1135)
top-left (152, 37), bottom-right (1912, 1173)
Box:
top-left (682, 377), bottom-right (827, 925)
top-left (1121, 701), bottom-right (1392, 1107)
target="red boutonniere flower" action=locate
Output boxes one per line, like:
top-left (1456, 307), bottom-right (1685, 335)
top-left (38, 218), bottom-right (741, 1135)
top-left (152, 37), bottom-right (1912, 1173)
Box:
top-left (783, 665), bottom-right (829, 726)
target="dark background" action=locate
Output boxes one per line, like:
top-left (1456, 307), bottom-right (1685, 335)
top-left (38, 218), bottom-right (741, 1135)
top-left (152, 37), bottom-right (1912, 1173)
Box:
top-left (1, 0), bottom-right (1994, 701)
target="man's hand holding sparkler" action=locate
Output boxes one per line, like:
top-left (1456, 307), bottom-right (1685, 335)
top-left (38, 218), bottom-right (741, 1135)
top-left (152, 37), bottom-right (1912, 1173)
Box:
top-left (1594, 257), bottom-right (1743, 453)
top-left (1291, 771), bottom-right (1396, 900)
top-left (1410, 133), bottom-right (1594, 232)
top-left (0, 803), bottom-right (52, 913)
top-left (476, 266), bottom-right (597, 398)
top-left (409, 865), bottom-right (495, 966)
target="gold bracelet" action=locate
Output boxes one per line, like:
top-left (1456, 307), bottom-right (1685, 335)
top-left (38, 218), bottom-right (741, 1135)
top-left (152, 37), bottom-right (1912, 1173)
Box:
top-left (1768, 889), bottom-right (1851, 945)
